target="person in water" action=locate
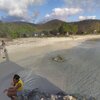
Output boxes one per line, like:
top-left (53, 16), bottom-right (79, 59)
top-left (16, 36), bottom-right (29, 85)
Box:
top-left (4, 74), bottom-right (24, 100)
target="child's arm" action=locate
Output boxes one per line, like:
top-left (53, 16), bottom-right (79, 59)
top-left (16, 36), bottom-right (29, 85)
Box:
top-left (15, 83), bottom-right (21, 90)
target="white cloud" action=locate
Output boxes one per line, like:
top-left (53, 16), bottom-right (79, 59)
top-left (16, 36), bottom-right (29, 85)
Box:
top-left (44, 7), bottom-right (83, 21)
top-left (79, 16), bottom-right (96, 20)
top-left (0, 0), bottom-right (45, 22)
top-left (64, 0), bottom-right (100, 11)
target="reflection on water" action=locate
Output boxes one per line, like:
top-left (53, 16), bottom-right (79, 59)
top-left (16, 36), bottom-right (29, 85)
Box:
top-left (4, 48), bottom-right (9, 61)
top-left (0, 47), bottom-right (9, 62)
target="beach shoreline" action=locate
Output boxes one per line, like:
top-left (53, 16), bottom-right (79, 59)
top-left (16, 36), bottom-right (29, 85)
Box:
top-left (1, 34), bottom-right (100, 99)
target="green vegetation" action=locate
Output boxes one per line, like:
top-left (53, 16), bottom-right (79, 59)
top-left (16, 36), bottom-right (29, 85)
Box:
top-left (0, 19), bottom-right (100, 38)
top-left (58, 23), bottom-right (78, 35)
top-left (0, 22), bottom-right (36, 38)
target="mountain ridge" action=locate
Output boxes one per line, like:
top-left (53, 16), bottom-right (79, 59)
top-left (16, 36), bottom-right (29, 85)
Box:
top-left (0, 19), bottom-right (100, 38)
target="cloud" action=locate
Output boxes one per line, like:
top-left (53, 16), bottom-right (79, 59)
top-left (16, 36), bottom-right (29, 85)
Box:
top-left (79, 16), bottom-right (96, 20)
top-left (64, 0), bottom-right (100, 11)
top-left (44, 7), bottom-right (83, 22)
top-left (0, 0), bottom-right (45, 22)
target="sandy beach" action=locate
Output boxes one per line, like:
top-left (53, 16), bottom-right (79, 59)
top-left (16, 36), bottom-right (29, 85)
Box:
top-left (1, 35), bottom-right (100, 99)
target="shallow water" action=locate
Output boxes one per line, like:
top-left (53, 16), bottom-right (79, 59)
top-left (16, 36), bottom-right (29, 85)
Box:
top-left (1, 40), bottom-right (100, 99)
top-left (0, 61), bottom-right (62, 100)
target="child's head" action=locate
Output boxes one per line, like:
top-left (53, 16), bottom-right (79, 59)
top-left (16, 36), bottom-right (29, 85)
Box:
top-left (13, 74), bottom-right (20, 83)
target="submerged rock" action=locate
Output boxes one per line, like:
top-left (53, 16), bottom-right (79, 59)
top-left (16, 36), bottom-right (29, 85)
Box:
top-left (17, 89), bottom-right (96, 100)
top-left (52, 55), bottom-right (65, 62)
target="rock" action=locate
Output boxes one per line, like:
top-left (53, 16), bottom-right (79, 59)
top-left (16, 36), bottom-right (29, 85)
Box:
top-left (17, 89), bottom-right (96, 100)
top-left (51, 95), bottom-right (57, 100)
top-left (52, 55), bottom-right (65, 62)
top-left (63, 95), bottom-right (77, 100)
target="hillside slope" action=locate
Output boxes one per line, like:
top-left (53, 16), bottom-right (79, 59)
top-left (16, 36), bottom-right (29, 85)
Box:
top-left (0, 19), bottom-right (100, 37)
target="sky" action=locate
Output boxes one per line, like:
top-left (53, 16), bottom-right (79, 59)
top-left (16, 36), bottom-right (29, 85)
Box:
top-left (0, 0), bottom-right (100, 23)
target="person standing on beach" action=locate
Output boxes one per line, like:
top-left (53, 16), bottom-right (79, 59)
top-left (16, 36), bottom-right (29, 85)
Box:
top-left (0, 40), bottom-right (6, 58)
top-left (2, 40), bottom-right (6, 51)
top-left (4, 74), bottom-right (24, 100)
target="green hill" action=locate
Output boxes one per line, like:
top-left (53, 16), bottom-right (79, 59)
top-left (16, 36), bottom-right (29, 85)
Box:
top-left (0, 19), bottom-right (100, 38)
top-left (0, 21), bottom-right (36, 38)
top-left (73, 20), bottom-right (100, 34)
top-left (35, 19), bottom-right (65, 32)
top-left (36, 19), bottom-right (100, 33)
